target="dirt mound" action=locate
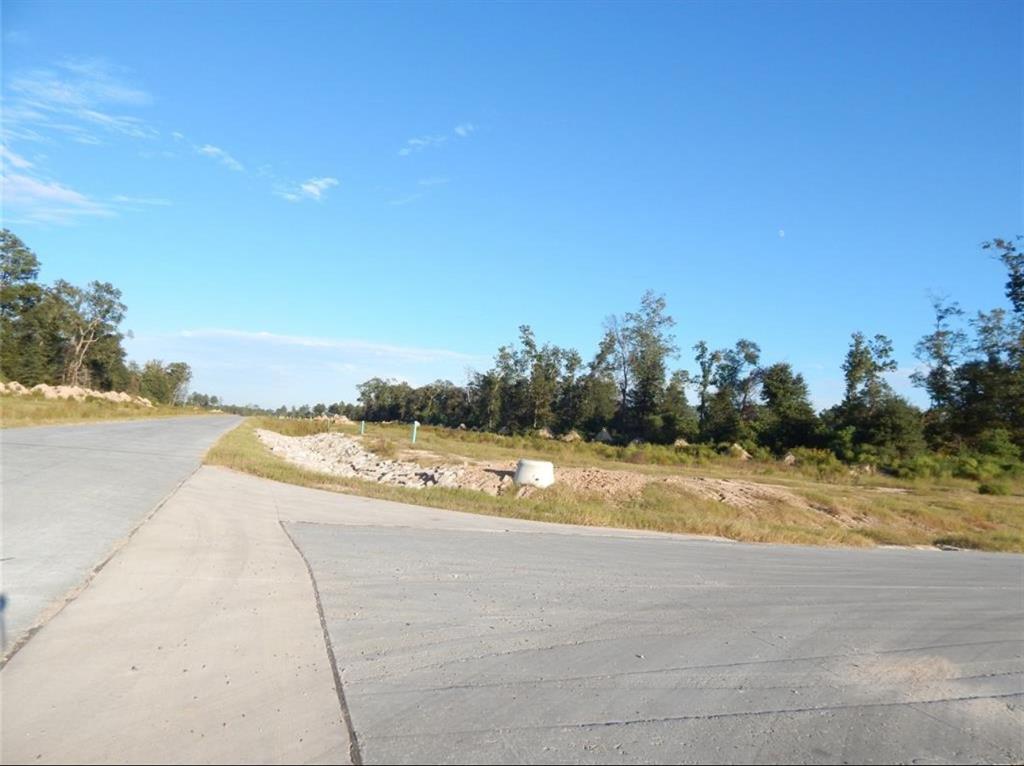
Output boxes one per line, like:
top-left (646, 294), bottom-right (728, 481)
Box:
top-left (313, 414), bottom-right (352, 423)
top-left (728, 443), bottom-right (752, 460)
top-left (558, 467), bottom-right (648, 497)
top-left (668, 476), bottom-right (807, 511)
top-left (557, 468), bottom-right (817, 512)
top-left (1, 381), bottom-right (152, 407)
top-left (2, 381), bottom-right (29, 395)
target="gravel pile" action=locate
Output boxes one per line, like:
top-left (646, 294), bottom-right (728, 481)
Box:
top-left (256, 429), bottom-right (515, 494)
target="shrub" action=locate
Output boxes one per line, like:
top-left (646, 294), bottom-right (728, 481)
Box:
top-left (746, 445), bottom-right (774, 462)
top-left (888, 453), bottom-right (952, 480)
top-left (978, 481), bottom-right (1011, 496)
top-left (977, 429), bottom-right (1022, 460)
top-left (787, 447), bottom-right (847, 479)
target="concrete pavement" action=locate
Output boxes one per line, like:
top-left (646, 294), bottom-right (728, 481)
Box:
top-left (0, 415), bottom-right (240, 650)
top-left (290, 520), bottom-right (1023, 764)
top-left (2, 462), bottom-right (1022, 764)
top-left (1, 465), bottom-right (350, 765)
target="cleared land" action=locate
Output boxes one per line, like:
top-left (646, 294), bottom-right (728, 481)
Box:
top-left (205, 418), bottom-right (1024, 552)
top-left (0, 393), bottom-right (212, 428)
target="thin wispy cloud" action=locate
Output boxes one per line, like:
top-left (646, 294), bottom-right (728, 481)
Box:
top-left (275, 176), bottom-right (339, 202)
top-left (1, 171), bottom-right (114, 225)
top-left (111, 195), bottom-right (172, 206)
top-left (418, 176), bottom-right (449, 187)
top-left (1, 142), bottom-right (103, 224)
top-left (178, 328), bottom-right (483, 364)
top-left (3, 56), bottom-right (341, 222)
top-left (197, 144), bottom-right (244, 172)
top-left (1, 59), bottom-right (168, 225)
top-left (300, 176), bottom-right (338, 200)
top-left (398, 122), bottom-right (477, 157)
top-left (0, 145), bottom-right (168, 223)
top-left (398, 135), bottom-right (447, 157)
top-left (1, 145), bottom-right (34, 169)
top-left (130, 329), bottom-right (486, 407)
top-left (5, 58), bottom-right (156, 144)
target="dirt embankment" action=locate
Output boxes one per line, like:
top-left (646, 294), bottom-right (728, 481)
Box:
top-left (0, 381), bottom-right (153, 407)
top-left (258, 429), bottom-right (847, 520)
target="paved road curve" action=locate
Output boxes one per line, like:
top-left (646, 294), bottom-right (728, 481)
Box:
top-left (0, 415), bottom-right (240, 648)
top-left (289, 519), bottom-right (1024, 764)
top-left (1, 460), bottom-right (1020, 764)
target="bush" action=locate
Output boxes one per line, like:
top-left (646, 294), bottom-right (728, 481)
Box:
top-left (787, 448), bottom-right (847, 480)
top-left (746, 445), bottom-right (774, 462)
top-left (978, 481), bottom-right (1011, 496)
top-left (887, 453), bottom-right (952, 480)
top-left (869, 447), bottom-right (1022, 482)
top-left (952, 454), bottom-right (1010, 482)
top-left (675, 444), bottom-right (717, 463)
top-left (977, 429), bottom-right (1022, 461)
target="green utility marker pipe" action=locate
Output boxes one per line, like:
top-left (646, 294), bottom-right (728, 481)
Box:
top-left (360, 420), bottom-right (365, 435)
top-left (412, 420), bottom-right (419, 444)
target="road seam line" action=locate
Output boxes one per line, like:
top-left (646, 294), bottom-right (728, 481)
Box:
top-left (279, 519), bottom-right (364, 766)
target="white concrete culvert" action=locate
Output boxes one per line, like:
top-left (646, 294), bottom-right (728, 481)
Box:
top-left (513, 459), bottom-right (555, 488)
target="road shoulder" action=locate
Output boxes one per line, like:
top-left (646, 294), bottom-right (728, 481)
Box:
top-left (1, 465), bottom-right (350, 765)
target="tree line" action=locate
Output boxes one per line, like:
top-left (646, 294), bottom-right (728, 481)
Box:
top-left (0, 230), bottom-right (198, 406)
top-left (5, 227), bottom-right (1019, 474)
top-left (343, 237), bottom-right (1023, 471)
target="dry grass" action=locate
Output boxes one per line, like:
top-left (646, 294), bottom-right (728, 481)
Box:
top-left (0, 395), bottom-right (211, 428)
top-left (205, 418), bottom-right (1024, 552)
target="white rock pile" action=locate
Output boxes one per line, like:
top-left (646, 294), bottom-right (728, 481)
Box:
top-left (257, 429), bottom-right (473, 490)
top-left (0, 381), bottom-right (153, 407)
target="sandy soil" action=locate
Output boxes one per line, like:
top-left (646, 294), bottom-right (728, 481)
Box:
top-left (0, 381), bottom-right (153, 406)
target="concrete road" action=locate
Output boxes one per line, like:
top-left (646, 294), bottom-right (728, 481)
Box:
top-left (1, 465), bottom-right (350, 765)
top-left (288, 521), bottom-right (1024, 764)
top-left (0, 415), bottom-right (239, 648)
top-left (2, 465), bottom-right (1021, 764)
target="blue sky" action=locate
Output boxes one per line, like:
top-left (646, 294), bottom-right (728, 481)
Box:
top-left (2, 1), bottom-right (1020, 409)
